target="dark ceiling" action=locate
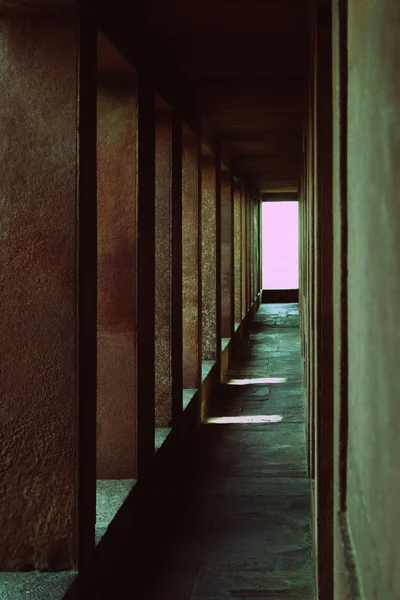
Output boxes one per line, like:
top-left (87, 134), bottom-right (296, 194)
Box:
top-left (1, 0), bottom-right (311, 193)
top-left (97, 0), bottom-right (311, 193)
top-left (147, 0), bottom-right (311, 193)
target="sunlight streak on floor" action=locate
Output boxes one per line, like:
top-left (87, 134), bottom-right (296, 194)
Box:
top-left (205, 415), bottom-right (283, 424)
top-left (225, 377), bottom-right (287, 385)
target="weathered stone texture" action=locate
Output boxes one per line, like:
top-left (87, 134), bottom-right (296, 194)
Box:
top-left (97, 60), bottom-right (137, 478)
top-left (182, 127), bottom-right (200, 389)
top-left (241, 186), bottom-right (247, 316)
top-left (220, 175), bottom-right (233, 338)
top-left (155, 110), bottom-right (173, 427)
top-left (0, 17), bottom-right (78, 569)
top-left (201, 159), bottom-right (217, 361)
top-left (346, 1), bottom-right (400, 598)
top-left (233, 183), bottom-right (242, 323)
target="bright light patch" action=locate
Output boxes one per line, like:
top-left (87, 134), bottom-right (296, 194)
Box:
top-left (226, 377), bottom-right (287, 385)
top-left (262, 201), bottom-right (299, 290)
top-left (206, 415), bottom-right (283, 424)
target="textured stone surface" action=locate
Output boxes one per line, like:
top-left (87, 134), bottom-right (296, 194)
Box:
top-left (220, 174), bottom-right (233, 338)
top-left (201, 158), bottom-right (217, 360)
top-left (155, 109), bottom-right (173, 427)
top-left (0, 572), bottom-right (76, 600)
top-left (233, 183), bottom-right (242, 321)
top-left (345, 3), bottom-right (400, 598)
top-left (81, 303), bottom-right (312, 599)
top-left (97, 42), bottom-right (137, 478)
top-left (150, 303), bottom-right (312, 599)
top-left (0, 17), bottom-right (78, 570)
top-left (240, 185), bottom-right (247, 316)
top-left (182, 125), bottom-right (200, 388)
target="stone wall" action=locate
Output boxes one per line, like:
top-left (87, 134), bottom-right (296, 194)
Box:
top-left (346, 1), bottom-right (400, 597)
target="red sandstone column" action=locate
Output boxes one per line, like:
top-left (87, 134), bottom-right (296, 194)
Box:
top-left (0, 11), bottom-right (96, 570)
top-left (250, 194), bottom-right (255, 303)
top-left (135, 77), bottom-right (156, 477)
top-left (233, 181), bottom-right (242, 326)
top-left (155, 104), bottom-right (173, 427)
top-left (201, 156), bottom-right (217, 361)
top-left (78, 15), bottom-right (98, 571)
top-left (255, 195), bottom-right (260, 300)
top-left (221, 172), bottom-right (234, 338)
top-left (171, 112), bottom-right (183, 422)
top-left (97, 35), bottom-right (137, 478)
top-left (247, 190), bottom-right (252, 309)
top-left (182, 125), bottom-right (201, 389)
top-left (241, 183), bottom-right (247, 318)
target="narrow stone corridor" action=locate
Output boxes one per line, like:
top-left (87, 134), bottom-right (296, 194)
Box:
top-left (82, 303), bottom-right (313, 600)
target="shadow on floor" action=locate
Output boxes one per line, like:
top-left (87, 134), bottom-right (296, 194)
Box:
top-left (69, 303), bottom-right (313, 600)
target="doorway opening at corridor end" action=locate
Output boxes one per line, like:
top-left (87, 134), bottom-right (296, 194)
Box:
top-left (262, 198), bottom-right (299, 303)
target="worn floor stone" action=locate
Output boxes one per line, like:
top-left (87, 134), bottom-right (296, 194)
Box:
top-left (0, 572), bottom-right (77, 600)
top-left (85, 303), bottom-right (313, 599)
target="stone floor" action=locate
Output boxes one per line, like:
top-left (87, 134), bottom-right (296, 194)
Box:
top-left (85, 303), bottom-right (313, 599)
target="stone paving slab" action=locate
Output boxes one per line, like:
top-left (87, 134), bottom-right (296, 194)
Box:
top-left (0, 573), bottom-right (77, 600)
top-left (194, 476), bottom-right (310, 497)
top-left (82, 303), bottom-right (313, 600)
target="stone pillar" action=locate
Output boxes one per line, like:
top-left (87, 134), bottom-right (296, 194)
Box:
top-left (250, 194), bottom-right (256, 302)
top-left (241, 184), bottom-right (247, 317)
top-left (171, 112), bottom-right (183, 422)
top-left (220, 172), bottom-right (234, 338)
top-left (182, 125), bottom-right (201, 389)
top-left (247, 191), bottom-right (252, 308)
top-left (97, 35), bottom-right (137, 478)
top-left (256, 195), bottom-right (261, 298)
top-left (135, 77), bottom-right (156, 477)
top-left (0, 11), bottom-right (96, 570)
top-left (155, 105), bottom-right (173, 427)
top-left (233, 181), bottom-right (242, 326)
top-left (201, 156), bottom-right (217, 361)
top-left (78, 15), bottom-right (98, 571)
